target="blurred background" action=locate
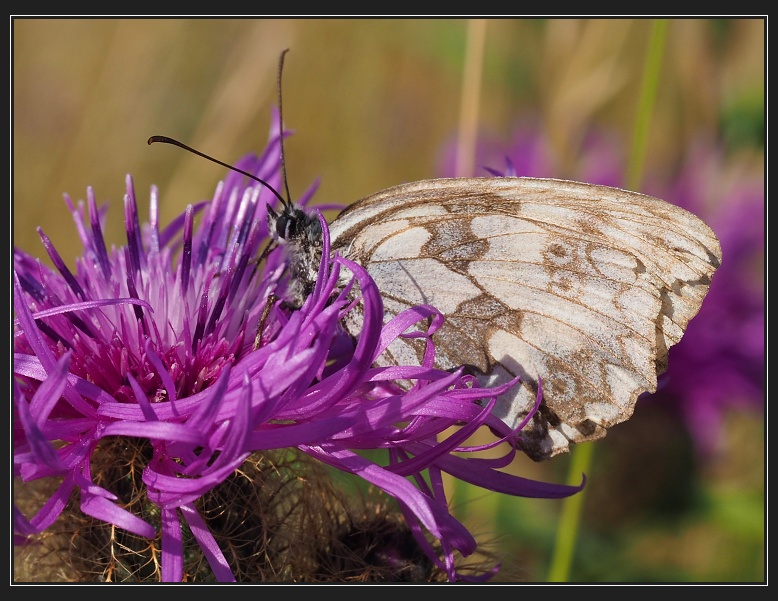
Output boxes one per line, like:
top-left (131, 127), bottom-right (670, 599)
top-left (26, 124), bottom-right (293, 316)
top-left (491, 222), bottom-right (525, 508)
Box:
top-left (13, 18), bottom-right (764, 582)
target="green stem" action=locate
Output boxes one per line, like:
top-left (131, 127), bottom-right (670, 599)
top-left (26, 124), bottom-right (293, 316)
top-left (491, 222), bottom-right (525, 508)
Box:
top-left (546, 18), bottom-right (669, 582)
top-left (627, 19), bottom-right (669, 191)
top-left (547, 442), bottom-right (593, 582)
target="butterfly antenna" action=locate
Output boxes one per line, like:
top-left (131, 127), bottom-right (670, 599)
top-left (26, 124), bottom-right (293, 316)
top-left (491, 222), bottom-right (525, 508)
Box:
top-left (147, 135), bottom-right (288, 208)
top-left (276, 48), bottom-right (293, 208)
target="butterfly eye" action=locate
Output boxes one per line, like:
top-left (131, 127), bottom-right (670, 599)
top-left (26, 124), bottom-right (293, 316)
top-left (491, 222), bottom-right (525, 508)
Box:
top-left (275, 213), bottom-right (289, 239)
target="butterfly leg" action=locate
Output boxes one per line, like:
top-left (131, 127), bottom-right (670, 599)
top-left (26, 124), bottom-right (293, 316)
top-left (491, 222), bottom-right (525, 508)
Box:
top-left (253, 292), bottom-right (280, 350)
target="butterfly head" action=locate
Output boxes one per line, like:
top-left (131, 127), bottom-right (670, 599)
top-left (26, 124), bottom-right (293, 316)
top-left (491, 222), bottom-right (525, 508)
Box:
top-left (266, 201), bottom-right (325, 309)
top-left (267, 201), bottom-right (322, 246)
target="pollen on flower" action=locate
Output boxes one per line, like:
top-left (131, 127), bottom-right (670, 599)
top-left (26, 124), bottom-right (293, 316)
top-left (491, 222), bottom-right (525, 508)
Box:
top-left (14, 114), bottom-right (583, 583)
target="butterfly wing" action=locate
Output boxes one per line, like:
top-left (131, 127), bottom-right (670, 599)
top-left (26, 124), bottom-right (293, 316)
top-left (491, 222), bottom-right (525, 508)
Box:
top-left (329, 177), bottom-right (722, 461)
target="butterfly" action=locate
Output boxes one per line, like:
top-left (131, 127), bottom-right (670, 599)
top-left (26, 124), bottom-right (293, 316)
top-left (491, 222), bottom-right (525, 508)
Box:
top-left (267, 175), bottom-right (722, 462)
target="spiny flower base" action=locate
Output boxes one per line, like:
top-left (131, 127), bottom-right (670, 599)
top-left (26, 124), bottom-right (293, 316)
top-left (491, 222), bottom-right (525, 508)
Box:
top-left (16, 446), bottom-right (496, 582)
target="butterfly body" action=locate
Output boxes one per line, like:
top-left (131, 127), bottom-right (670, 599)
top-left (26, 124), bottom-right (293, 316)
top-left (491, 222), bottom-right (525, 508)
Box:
top-left (271, 176), bottom-right (722, 461)
top-left (267, 202), bottom-right (324, 308)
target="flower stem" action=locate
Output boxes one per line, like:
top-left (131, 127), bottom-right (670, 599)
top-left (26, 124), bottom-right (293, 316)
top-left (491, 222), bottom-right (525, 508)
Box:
top-left (455, 18), bottom-right (487, 178)
top-left (546, 442), bottom-right (593, 582)
top-left (626, 18), bottom-right (669, 191)
top-left (546, 18), bottom-right (669, 583)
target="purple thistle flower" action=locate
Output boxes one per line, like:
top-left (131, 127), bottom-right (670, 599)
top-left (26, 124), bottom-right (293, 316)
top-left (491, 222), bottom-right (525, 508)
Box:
top-left (441, 123), bottom-right (765, 458)
top-left (13, 114), bottom-right (583, 582)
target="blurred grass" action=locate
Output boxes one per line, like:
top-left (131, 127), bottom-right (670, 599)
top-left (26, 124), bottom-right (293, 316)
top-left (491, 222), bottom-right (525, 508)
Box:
top-left (12, 18), bottom-right (764, 583)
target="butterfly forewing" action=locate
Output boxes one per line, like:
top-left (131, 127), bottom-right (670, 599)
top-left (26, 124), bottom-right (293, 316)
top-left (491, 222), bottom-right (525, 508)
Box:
top-left (329, 177), bottom-right (721, 461)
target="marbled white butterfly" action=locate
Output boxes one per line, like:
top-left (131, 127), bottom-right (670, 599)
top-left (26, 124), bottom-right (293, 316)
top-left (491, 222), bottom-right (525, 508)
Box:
top-left (261, 174), bottom-right (721, 461)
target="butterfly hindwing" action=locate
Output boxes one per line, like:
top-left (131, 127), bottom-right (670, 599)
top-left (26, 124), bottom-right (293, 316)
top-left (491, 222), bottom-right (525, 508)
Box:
top-left (329, 177), bottom-right (721, 461)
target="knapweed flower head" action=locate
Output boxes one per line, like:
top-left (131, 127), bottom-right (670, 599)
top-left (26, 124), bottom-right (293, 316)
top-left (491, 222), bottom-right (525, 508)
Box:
top-left (440, 122), bottom-right (765, 457)
top-left (14, 114), bottom-right (583, 582)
